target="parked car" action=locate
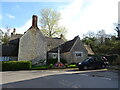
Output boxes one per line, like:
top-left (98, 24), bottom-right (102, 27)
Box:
top-left (77, 57), bottom-right (108, 70)
top-left (101, 56), bottom-right (109, 65)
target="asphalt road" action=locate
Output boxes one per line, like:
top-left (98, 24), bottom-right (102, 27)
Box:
top-left (0, 68), bottom-right (119, 88)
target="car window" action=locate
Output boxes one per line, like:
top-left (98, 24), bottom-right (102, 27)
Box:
top-left (89, 59), bottom-right (94, 62)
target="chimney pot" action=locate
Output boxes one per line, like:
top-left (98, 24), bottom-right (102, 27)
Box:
top-left (32, 15), bottom-right (38, 28)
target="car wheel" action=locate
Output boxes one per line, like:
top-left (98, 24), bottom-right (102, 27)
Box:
top-left (101, 65), bottom-right (106, 69)
top-left (83, 66), bottom-right (88, 70)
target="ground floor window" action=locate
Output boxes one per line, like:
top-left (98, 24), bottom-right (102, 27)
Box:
top-left (48, 53), bottom-right (58, 59)
top-left (75, 51), bottom-right (83, 57)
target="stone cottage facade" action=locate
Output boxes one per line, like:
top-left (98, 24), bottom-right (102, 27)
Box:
top-left (18, 15), bottom-right (47, 65)
top-left (0, 15), bottom-right (93, 65)
top-left (48, 36), bottom-right (88, 64)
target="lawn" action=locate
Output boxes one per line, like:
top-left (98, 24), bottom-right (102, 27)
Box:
top-left (31, 65), bottom-right (49, 70)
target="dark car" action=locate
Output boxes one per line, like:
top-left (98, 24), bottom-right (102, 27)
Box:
top-left (77, 57), bottom-right (108, 70)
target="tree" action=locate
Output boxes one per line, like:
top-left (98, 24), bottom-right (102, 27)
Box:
top-left (0, 29), bottom-right (4, 45)
top-left (113, 23), bottom-right (120, 40)
top-left (115, 27), bottom-right (120, 40)
top-left (82, 30), bottom-right (120, 55)
top-left (40, 8), bottom-right (67, 37)
top-left (0, 27), bottom-right (11, 44)
top-left (96, 30), bottom-right (106, 44)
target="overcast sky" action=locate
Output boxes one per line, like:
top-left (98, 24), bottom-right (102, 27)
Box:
top-left (0, 0), bottom-right (119, 40)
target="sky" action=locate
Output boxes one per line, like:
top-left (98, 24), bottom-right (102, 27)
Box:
top-left (0, 0), bottom-right (119, 40)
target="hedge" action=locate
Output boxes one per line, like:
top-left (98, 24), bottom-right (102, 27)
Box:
top-left (1, 61), bottom-right (32, 71)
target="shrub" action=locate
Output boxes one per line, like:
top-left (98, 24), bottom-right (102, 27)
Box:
top-left (1, 61), bottom-right (32, 71)
top-left (105, 54), bottom-right (118, 64)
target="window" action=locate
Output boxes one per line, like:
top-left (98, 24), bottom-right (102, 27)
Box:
top-left (75, 51), bottom-right (83, 57)
top-left (52, 53), bottom-right (57, 59)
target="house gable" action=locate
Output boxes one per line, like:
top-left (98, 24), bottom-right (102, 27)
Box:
top-left (18, 15), bottom-right (47, 65)
top-left (63, 36), bottom-right (88, 63)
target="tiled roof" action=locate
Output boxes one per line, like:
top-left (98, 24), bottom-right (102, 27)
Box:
top-left (84, 45), bottom-right (94, 55)
top-left (48, 36), bottom-right (79, 53)
top-left (10, 34), bottom-right (23, 41)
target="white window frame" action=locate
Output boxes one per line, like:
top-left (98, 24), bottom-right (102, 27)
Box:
top-left (51, 53), bottom-right (57, 59)
top-left (75, 51), bottom-right (83, 58)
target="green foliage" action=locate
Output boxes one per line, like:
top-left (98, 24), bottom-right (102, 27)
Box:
top-left (68, 64), bottom-right (77, 68)
top-left (82, 36), bottom-right (120, 55)
top-left (1, 33), bottom-right (10, 44)
top-left (82, 37), bottom-right (96, 45)
top-left (31, 65), bottom-right (49, 70)
top-left (1, 61), bottom-right (32, 71)
top-left (105, 55), bottom-right (118, 65)
top-left (47, 58), bottom-right (67, 65)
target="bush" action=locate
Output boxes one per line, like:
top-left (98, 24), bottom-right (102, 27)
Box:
top-left (105, 54), bottom-right (118, 64)
top-left (1, 61), bottom-right (32, 71)
top-left (47, 58), bottom-right (67, 65)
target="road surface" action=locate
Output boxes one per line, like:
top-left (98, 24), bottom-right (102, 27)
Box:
top-left (0, 68), bottom-right (119, 88)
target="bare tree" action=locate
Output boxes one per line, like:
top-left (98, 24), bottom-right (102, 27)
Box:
top-left (115, 26), bottom-right (120, 40)
top-left (40, 8), bottom-right (67, 37)
top-left (96, 30), bottom-right (106, 44)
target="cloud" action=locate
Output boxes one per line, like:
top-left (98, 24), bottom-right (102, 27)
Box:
top-left (15, 19), bottom-right (32, 34)
top-left (59, 0), bottom-right (119, 40)
top-left (0, 19), bottom-right (32, 35)
top-left (6, 14), bottom-right (15, 19)
top-left (15, 19), bottom-right (41, 34)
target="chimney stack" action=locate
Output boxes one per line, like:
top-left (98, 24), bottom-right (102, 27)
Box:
top-left (32, 15), bottom-right (38, 28)
top-left (13, 28), bottom-right (16, 33)
top-left (60, 34), bottom-right (63, 39)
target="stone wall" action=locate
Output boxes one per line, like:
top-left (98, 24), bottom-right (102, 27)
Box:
top-left (70, 37), bottom-right (88, 63)
top-left (18, 28), bottom-right (47, 65)
top-left (61, 37), bottom-right (88, 64)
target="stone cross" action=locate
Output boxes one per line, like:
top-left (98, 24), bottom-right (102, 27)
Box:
top-left (58, 47), bottom-right (60, 62)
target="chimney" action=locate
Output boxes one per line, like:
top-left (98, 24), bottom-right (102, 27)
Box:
top-left (32, 15), bottom-right (38, 28)
top-left (13, 28), bottom-right (16, 34)
top-left (60, 34), bottom-right (63, 39)
top-left (11, 28), bottom-right (16, 35)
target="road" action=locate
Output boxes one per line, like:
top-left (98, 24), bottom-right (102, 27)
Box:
top-left (0, 68), bottom-right (119, 88)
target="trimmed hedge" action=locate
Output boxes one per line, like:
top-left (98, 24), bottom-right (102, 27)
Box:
top-left (1, 61), bottom-right (32, 71)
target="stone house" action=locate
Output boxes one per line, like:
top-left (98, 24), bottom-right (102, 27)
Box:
top-left (0, 15), bottom-right (93, 65)
top-left (18, 15), bottom-right (47, 65)
top-left (48, 36), bottom-right (88, 64)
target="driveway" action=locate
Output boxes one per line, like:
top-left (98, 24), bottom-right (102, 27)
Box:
top-left (0, 68), bottom-right (119, 88)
